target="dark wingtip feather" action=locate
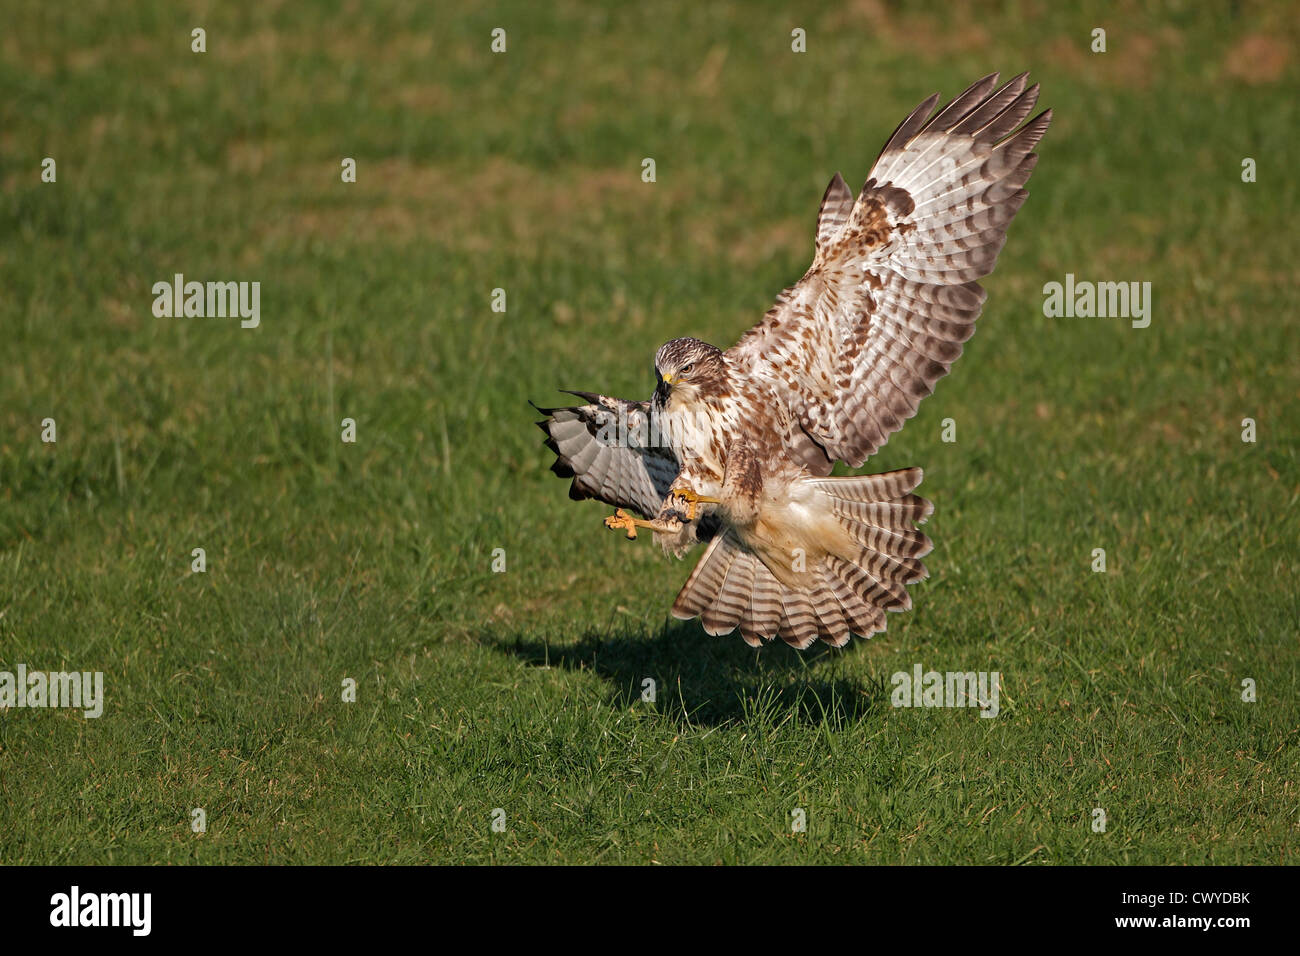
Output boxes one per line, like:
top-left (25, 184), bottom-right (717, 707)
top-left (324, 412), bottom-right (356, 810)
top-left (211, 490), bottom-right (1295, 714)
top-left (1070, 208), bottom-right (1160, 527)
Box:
top-left (1019, 108), bottom-right (1053, 149)
top-left (878, 91), bottom-right (942, 158)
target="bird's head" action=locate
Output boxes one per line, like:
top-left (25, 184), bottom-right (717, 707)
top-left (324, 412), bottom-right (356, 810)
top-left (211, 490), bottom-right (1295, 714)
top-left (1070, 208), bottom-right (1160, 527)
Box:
top-left (653, 337), bottom-right (727, 408)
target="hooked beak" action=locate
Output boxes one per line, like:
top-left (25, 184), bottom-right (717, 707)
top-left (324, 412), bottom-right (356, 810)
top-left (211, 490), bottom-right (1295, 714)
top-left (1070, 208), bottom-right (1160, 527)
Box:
top-left (654, 374), bottom-right (672, 404)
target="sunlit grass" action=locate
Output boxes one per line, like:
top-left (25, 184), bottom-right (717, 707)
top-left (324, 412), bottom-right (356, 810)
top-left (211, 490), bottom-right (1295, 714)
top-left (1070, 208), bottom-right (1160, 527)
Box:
top-left (0, 0), bottom-right (1296, 863)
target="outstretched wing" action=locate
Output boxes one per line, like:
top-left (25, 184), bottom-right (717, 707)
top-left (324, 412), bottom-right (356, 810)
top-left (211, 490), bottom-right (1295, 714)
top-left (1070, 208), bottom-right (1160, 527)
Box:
top-left (533, 391), bottom-right (680, 518)
top-left (728, 72), bottom-right (1051, 471)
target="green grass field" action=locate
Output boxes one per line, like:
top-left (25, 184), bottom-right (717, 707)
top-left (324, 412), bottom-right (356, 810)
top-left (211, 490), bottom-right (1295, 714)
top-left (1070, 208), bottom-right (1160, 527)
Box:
top-left (1, 1), bottom-right (1297, 864)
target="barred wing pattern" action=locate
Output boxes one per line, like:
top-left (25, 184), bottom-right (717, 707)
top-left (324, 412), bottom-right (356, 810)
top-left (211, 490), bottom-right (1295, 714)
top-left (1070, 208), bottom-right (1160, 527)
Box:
top-left (728, 72), bottom-right (1051, 469)
top-left (532, 391), bottom-right (680, 519)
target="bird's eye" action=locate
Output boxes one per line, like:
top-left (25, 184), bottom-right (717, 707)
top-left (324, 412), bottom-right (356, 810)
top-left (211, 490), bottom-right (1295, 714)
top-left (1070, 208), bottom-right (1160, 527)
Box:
top-left (681, 363), bottom-right (694, 375)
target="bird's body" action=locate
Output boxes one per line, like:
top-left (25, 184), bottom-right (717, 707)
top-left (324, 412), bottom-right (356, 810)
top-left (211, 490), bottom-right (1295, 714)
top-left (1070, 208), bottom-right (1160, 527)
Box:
top-left (536, 73), bottom-right (1051, 648)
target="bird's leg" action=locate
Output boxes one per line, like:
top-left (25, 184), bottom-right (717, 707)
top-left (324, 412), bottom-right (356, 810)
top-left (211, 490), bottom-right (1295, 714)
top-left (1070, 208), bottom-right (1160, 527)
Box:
top-left (603, 509), bottom-right (684, 540)
top-left (670, 486), bottom-right (721, 521)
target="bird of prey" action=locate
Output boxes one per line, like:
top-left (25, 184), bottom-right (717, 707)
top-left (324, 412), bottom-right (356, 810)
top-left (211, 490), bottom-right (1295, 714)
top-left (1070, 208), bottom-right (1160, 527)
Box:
top-left (535, 73), bottom-right (1050, 649)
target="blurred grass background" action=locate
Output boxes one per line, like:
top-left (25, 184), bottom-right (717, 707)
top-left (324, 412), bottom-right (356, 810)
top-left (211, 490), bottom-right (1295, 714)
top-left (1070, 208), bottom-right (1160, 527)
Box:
top-left (0, 0), bottom-right (1297, 863)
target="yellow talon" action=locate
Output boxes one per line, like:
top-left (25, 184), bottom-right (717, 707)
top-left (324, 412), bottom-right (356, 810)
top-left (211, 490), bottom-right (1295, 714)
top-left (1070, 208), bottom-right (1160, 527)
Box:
top-left (604, 508), bottom-right (694, 540)
top-left (671, 487), bottom-right (721, 521)
top-left (604, 509), bottom-right (639, 539)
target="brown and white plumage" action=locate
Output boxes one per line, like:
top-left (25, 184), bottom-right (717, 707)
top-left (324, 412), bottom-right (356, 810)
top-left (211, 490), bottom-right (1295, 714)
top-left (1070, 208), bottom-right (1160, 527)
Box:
top-left (535, 73), bottom-right (1051, 648)
top-left (730, 71), bottom-right (1049, 468)
top-left (533, 392), bottom-right (676, 518)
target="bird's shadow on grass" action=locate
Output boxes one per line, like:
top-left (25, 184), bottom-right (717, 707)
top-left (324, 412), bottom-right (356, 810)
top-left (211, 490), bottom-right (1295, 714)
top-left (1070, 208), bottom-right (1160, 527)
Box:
top-left (486, 618), bottom-right (893, 728)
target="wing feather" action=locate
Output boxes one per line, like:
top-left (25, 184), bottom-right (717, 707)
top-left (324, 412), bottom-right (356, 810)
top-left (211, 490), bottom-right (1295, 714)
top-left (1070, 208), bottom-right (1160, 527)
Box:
top-left (728, 73), bottom-right (1051, 467)
top-left (533, 394), bottom-right (679, 518)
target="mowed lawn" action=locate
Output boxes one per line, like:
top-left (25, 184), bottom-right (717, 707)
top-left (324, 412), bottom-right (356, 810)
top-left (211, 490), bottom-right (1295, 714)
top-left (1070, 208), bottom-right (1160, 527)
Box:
top-left (1, 1), bottom-right (1297, 864)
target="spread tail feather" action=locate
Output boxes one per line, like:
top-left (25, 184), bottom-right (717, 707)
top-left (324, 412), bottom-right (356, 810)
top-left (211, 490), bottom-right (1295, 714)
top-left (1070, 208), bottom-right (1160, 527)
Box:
top-left (671, 467), bottom-right (932, 648)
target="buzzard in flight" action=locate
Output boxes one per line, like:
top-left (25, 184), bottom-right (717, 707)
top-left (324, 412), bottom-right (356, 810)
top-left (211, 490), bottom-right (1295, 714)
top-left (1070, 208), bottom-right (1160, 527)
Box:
top-left (536, 73), bottom-right (1050, 648)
